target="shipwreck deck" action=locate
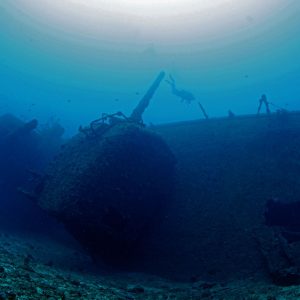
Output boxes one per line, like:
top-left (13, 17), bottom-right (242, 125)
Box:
top-left (129, 111), bottom-right (300, 281)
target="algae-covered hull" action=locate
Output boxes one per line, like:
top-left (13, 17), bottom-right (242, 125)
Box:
top-left (37, 111), bottom-right (300, 283)
top-left (37, 121), bottom-right (176, 263)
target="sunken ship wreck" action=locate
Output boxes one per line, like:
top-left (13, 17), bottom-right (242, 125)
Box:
top-left (28, 72), bottom-right (300, 286)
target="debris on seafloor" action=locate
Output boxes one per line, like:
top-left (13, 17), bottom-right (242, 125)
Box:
top-left (265, 198), bottom-right (300, 234)
top-left (254, 226), bottom-right (300, 286)
top-left (264, 198), bottom-right (300, 247)
top-left (252, 198), bottom-right (300, 286)
top-left (35, 71), bottom-right (177, 264)
top-left (2, 233), bottom-right (300, 299)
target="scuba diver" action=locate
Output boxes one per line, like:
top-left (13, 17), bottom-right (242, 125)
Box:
top-left (166, 74), bottom-right (209, 119)
top-left (165, 74), bottom-right (196, 104)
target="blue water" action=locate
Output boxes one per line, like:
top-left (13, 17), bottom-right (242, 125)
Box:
top-left (1, 1), bottom-right (300, 136)
top-left (2, 2), bottom-right (300, 292)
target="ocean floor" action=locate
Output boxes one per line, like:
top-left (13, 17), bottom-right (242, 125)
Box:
top-left (1, 232), bottom-right (300, 299)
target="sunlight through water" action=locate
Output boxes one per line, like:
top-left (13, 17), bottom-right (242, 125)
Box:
top-left (3, 0), bottom-right (292, 48)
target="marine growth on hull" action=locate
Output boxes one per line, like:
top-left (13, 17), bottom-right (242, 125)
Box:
top-left (36, 73), bottom-right (177, 263)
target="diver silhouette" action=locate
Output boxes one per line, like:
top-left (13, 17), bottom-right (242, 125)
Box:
top-left (165, 74), bottom-right (195, 104)
top-left (166, 74), bottom-right (208, 119)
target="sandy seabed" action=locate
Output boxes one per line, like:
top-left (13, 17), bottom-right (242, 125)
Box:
top-left (0, 232), bottom-right (300, 300)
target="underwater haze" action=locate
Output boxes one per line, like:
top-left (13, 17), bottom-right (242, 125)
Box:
top-left (3, 1), bottom-right (300, 298)
top-left (1, 0), bottom-right (300, 135)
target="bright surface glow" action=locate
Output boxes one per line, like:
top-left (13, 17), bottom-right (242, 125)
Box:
top-left (1, 0), bottom-right (299, 133)
top-left (4, 0), bottom-right (291, 49)
top-left (67, 0), bottom-right (229, 16)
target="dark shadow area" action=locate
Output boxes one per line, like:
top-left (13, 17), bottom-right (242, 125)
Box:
top-left (0, 113), bottom-right (70, 243)
top-left (265, 198), bottom-right (300, 237)
top-left (37, 121), bottom-right (177, 265)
